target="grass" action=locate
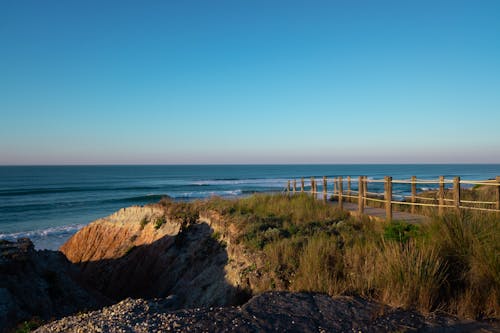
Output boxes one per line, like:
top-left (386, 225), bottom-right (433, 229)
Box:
top-left (205, 193), bottom-right (349, 250)
top-left (205, 193), bottom-right (499, 319)
top-left (139, 216), bottom-right (149, 230)
top-left (383, 221), bottom-right (420, 244)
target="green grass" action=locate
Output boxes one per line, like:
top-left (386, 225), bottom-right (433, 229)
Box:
top-left (205, 193), bottom-right (349, 250)
top-left (383, 221), bottom-right (420, 244)
top-left (154, 216), bottom-right (166, 229)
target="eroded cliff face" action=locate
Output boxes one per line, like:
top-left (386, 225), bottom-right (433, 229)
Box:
top-left (60, 205), bottom-right (176, 263)
top-left (59, 205), bottom-right (256, 308)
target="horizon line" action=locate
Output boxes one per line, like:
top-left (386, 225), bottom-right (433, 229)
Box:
top-left (1, 162), bottom-right (500, 167)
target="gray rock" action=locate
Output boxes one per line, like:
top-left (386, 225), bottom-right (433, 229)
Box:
top-left (0, 239), bottom-right (106, 332)
top-left (35, 292), bottom-right (500, 333)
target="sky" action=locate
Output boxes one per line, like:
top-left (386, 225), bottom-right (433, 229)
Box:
top-left (1, 1), bottom-right (500, 165)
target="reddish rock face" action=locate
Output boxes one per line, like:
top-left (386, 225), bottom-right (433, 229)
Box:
top-left (60, 206), bottom-right (175, 263)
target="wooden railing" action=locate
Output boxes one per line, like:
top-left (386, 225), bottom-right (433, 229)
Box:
top-left (285, 176), bottom-right (500, 221)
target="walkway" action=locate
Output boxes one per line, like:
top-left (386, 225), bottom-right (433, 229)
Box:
top-left (330, 201), bottom-right (429, 224)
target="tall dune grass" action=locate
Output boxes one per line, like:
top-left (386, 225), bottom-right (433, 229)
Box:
top-left (201, 193), bottom-right (499, 319)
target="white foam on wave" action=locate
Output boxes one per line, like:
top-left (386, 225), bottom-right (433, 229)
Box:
top-left (0, 223), bottom-right (85, 248)
top-left (171, 189), bottom-right (244, 198)
top-left (191, 178), bottom-right (289, 186)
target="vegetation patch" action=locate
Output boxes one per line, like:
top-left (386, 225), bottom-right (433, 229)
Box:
top-left (154, 216), bottom-right (166, 230)
top-left (15, 318), bottom-right (43, 333)
top-left (383, 221), bottom-right (420, 244)
top-left (204, 193), bottom-right (499, 319)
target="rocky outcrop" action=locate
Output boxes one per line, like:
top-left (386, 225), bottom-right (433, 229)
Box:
top-left (59, 205), bottom-right (253, 308)
top-left (0, 238), bottom-right (105, 332)
top-left (35, 291), bottom-right (500, 333)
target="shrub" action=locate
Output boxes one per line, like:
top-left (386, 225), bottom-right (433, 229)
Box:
top-left (428, 213), bottom-right (500, 318)
top-left (292, 234), bottom-right (345, 294)
top-left (383, 221), bottom-right (420, 244)
top-left (154, 216), bottom-right (166, 230)
top-left (375, 240), bottom-right (447, 312)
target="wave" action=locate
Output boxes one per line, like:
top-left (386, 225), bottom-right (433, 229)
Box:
top-left (0, 189), bottom-right (249, 213)
top-left (0, 223), bottom-right (85, 242)
top-left (0, 185), bottom-right (162, 197)
top-left (169, 189), bottom-right (243, 199)
top-left (191, 178), bottom-right (289, 186)
top-left (104, 194), bottom-right (166, 204)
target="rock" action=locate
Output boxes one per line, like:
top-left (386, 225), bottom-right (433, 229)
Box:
top-left (35, 292), bottom-right (500, 333)
top-left (0, 238), bottom-right (106, 332)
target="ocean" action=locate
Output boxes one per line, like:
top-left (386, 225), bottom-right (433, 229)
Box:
top-left (1, 164), bottom-right (499, 250)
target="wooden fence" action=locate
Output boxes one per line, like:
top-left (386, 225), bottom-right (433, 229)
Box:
top-left (285, 176), bottom-right (500, 221)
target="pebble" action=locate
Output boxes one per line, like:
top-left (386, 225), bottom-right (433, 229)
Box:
top-left (34, 293), bottom-right (499, 333)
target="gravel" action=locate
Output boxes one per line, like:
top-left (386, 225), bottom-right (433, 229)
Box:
top-left (35, 292), bottom-right (500, 333)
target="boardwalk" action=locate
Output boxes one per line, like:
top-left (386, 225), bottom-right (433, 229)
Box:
top-left (331, 201), bottom-right (429, 224)
top-left (286, 175), bottom-right (500, 224)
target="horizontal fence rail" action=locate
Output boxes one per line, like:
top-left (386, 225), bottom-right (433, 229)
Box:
top-left (284, 175), bottom-right (500, 221)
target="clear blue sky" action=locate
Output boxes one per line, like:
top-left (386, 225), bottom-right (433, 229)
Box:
top-left (1, 0), bottom-right (499, 164)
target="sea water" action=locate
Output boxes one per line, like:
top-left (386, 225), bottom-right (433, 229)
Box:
top-left (1, 164), bottom-right (499, 250)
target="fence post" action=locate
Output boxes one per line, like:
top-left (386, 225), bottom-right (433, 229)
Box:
top-left (358, 176), bottom-right (364, 215)
top-left (333, 178), bottom-right (338, 201)
top-left (411, 176), bottom-right (417, 214)
top-left (323, 176), bottom-right (327, 202)
top-left (496, 176), bottom-right (500, 216)
top-left (385, 176), bottom-right (392, 222)
top-left (363, 176), bottom-right (368, 206)
top-left (287, 180), bottom-right (291, 194)
top-left (347, 176), bottom-right (351, 203)
top-left (338, 176), bottom-right (343, 210)
top-left (438, 176), bottom-right (445, 216)
top-left (311, 177), bottom-right (315, 198)
top-left (301, 178), bottom-right (305, 193)
top-left (293, 179), bottom-right (296, 194)
top-left (453, 177), bottom-right (461, 214)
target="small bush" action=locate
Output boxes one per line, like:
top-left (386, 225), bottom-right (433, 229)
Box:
top-left (376, 240), bottom-right (447, 312)
top-left (292, 234), bottom-right (345, 294)
top-left (384, 221), bottom-right (420, 244)
top-left (154, 216), bottom-right (166, 230)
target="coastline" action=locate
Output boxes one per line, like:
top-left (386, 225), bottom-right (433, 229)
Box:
top-left (1, 164), bottom-right (499, 250)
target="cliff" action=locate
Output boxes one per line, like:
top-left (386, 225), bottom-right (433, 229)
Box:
top-left (59, 204), bottom-right (256, 307)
